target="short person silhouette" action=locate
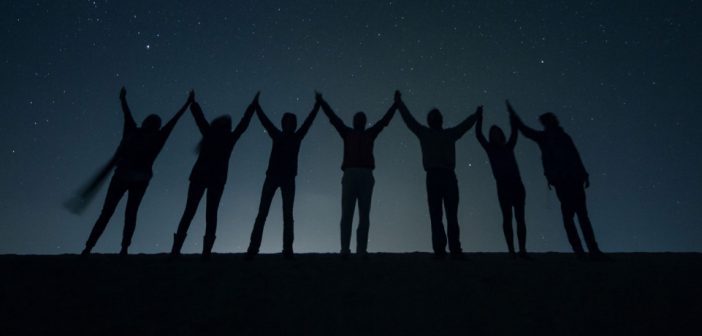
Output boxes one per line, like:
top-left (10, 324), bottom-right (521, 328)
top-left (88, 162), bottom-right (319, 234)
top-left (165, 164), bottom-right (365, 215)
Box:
top-left (396, 91), bottom-right (482, 259)
top-left (476, 105), bottom-right (528, 258)
top-left (317, 91), bottom-right (397, 258)
top-left (82, 87), bottom-right (193, 256)
top-left (169, 93), bottom-right (258, 259)
top-left (509, 101), bottom-right (605, 259)
top-left (246, 94), bottom-right (320, 259)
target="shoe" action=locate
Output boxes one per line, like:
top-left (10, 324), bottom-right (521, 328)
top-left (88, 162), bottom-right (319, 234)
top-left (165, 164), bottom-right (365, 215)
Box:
top-left (340, 251), bottom-right (351, 260)
top-left (589, 251), bottom-right (611, 261)
top-left (432, 252), bottom-right (447, 260)
top-left (282, 250), bottom-right (295, 260)
top-left (80, 248), bottom-right (91, 257)
top-left (517, 251), bottom-right (531, 260)
top-left (119, 247), bottom-right (128, 257)
top-left (508, 251), bottom-right (517, 259)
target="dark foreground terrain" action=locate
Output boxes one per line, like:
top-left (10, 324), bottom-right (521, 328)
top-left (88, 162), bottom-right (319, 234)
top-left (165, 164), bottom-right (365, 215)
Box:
top-left (1, 253), bottom-right (700, 335)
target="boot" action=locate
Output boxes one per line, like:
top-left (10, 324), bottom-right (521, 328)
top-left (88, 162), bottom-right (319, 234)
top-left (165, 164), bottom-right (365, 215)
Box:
top-left (202, 235), bottom-right (216, 260)
top-left (170, 233), bottom-right (187, 258)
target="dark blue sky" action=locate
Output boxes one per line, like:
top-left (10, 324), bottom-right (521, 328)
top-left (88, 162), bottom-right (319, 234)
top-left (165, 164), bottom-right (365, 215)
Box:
top-left (1, 0), bottom-right (701, 254)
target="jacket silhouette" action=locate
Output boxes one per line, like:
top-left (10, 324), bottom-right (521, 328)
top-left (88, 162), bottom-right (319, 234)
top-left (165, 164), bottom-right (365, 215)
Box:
top-left (82, 87), bottom-right (192, 256)
top-left (246, 95), bottom-right (320, 259)
top-left (170, 93), bottom-right (257, 259)
top-left (317, 91), bottom-right (396, 257)
top-left (397, 91), bottom-right (481, 258)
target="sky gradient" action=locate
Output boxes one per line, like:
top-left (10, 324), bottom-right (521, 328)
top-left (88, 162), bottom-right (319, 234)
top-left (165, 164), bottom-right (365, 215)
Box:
top-left (1, 0), bottom-right (701, 254)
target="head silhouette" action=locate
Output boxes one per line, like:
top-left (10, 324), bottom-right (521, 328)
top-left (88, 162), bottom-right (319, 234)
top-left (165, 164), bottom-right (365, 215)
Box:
top-left (489, 125), bottom-right (506, 145)
top-left (353, 112), bottom-right (367, 131)
top-left (427, 109), bottom-right (443, 129)
top-left (142, 114), bottom-right (162, 132)
top-left (211, 115), bottom-right (232, 134)
top-left (281, 113), bottom-right (297, 133)
top-left (539, 112), bottom-right (559, 129)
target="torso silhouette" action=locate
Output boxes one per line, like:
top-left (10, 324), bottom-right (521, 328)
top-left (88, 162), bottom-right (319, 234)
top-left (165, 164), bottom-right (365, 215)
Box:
top-left (482, 142), bottom-right (522, 186)
top-left (414, 127), bottom-right (463, 171)
top-left (114, 129), bottom-right (169, 182)
top-left (266, 131), bottom-right (303, 177)
top-left (530, 127), bottom-right (588, 185)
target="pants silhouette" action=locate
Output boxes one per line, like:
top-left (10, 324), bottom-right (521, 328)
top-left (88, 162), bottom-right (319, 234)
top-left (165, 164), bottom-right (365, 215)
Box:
top-left (85, 177), bottom-right (148, 250)
top-left (497, 182), bottom-right (526, 253)
top-left (340, 168), bottom-right (375, 254)
top-left (248, 176), bottom-right (295, 254)
top-left (553, 180), bottom-right (599, 253)
top-left (173, 182), bottom-right (224, 254)
top-left (426, 169), bottom-right (462, 255)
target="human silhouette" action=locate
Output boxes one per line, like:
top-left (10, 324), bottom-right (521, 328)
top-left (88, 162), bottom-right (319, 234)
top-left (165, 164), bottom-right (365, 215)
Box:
top-left (81, 87), bottom-right (193, 256)
top-left (245, 94), bottom-right (320, 259)
top-left (317, 91), bottom-right (397, 259)
top-left (396, 91), bottom-right (482, 259)
top-left (169, 93), bottom-right (258, 259)
top-left (508, 100), bottom-right (606, 259)
top-left (476, 107), bottom-right (528, 259)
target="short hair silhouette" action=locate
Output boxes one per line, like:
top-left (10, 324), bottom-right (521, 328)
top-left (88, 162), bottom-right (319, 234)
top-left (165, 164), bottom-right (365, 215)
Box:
top-left (427, 108), bottom-right (443, 129)
top-left (142, 114), bottom-right (162, 131)
top-left (489, 125), bottom-right (506, 145)
top-left (539, 112), bottom-right (559, 128)
top-left (353, 112), bottom-right (367, 130)
top-left (281, 113), bottom-right (297, 132)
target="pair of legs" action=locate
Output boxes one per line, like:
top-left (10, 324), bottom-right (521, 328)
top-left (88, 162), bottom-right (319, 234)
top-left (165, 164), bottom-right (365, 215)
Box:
top-left (554, 180), bottom-right (601, 255)
top-left (426, 169), bottom-right (462, 256)
top-left (497, 182), bottom-right (527, 255)
top-left (171, 181), bottom-right (225, 257)
top-left (339, 168), bottom-right (375, 255)
top-left (83, 176), bottom-right (149, 255)
top-left (247, 175), bottom-right (295, 256)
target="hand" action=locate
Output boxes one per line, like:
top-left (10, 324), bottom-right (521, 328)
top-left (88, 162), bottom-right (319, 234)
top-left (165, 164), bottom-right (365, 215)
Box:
top-left (187, 90), bottom-right (195, 103)
top-left (394, 90), bottom-right (402, 103)
top-left (120, 86), bottom-right (126, 99)
top-left (584, 177), bottom-right (590, 189)
top-left (506, 100), bottom-right (516, 116)
top-left (314, 90), bottom-right (323, 102)
top-left (475, 105), bottom-right (484, 117)
top-left (253, 91), bottom-right (260, 106)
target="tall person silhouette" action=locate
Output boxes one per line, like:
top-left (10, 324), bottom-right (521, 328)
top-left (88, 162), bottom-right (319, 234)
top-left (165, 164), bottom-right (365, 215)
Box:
top-left (396, 91), bottom-right (482, 259)
top-left (82, 87), bottom-right (193, 256)
top-left (169, 93), bottom-right (258, 259)
top-left (317, 91), bottom-right (397, 259)
top-left (508, 100), bottom-right (606, 259)
top-left (476, 106), bottom-right (528, 258)
top-left (246, 94), bottom-right (320, 259)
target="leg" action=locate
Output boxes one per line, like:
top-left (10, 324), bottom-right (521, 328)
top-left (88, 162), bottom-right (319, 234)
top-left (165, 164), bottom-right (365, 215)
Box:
top-left (443, 174), bottom-right (462, 255)
top-left (84, 177), bottom-right (128, 252)
top-left (247, 177), bottom-right (278, 255)
top-left (356, 172), bottom-right (374, 255)
top-left (497, 187), bottom-right (515, 254)
top-left (281, 177), bottom-right (296, 255)
top-left (339, 173), bottom-right (357, 255)
top-left (202, 183), bottom-right (225, 257)
top-left (573, 185), bottom-right (601, 254)
top-left (172, 183), bottom-right (207, 251)
top-left (120, 181), bottom-right (149, 253)
top-left (555, 184), bottom-right (584, 254)
top-left (514, 184), bottom-right (528, 254)
top-left (426, 173), bottom-right (447, 255)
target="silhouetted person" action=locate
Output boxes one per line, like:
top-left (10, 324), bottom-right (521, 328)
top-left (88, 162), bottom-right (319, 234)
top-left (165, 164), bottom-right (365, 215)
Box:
top-left (81, 87), bottom-right (193, 256)
top-left (396, 91), bottom-right (482, 259)
top-left (476, 107), bottom-right (528, 258)
top-left (317, 91), bottom-right (397, 258)
top-left (246, 94), bottom-right (320, 259)
top-left (170, 93), bottom-right (258, 259)
top-left (508, 101), bottom-right (605, 259)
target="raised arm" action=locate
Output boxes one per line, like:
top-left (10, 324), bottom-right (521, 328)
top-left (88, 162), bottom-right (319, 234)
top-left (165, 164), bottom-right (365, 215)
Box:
top-left (506, 112), bottom-right (519, 149)
top-left (450, 105), bottom-right (482, 139)
top-left (368, 99), bottom-right (397, 136)
top-left (317, 92), bottom-right (350, 136)
top-left (160, 90), bottom-right (194, 138)
top-left (475, 112), bottom-right (488, 149)
top-left (119, 87), bottom-right (137, 134)
top-left (396, 91), bottom-right (424, 135)
top-left (507, 100), bottom-right (542, 142)
top-left (296, 98), bottom-right (321, 138)
top-left (255, 99), bottom-right (281, 138)
top-left (231, 92), bottom-right (258, 140)
top-left (189, 101), bottom-right (210, 136)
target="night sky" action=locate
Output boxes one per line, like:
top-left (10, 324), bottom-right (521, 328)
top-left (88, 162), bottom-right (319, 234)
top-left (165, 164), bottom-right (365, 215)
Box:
top-left (2, 1), bottom-right (701, 254)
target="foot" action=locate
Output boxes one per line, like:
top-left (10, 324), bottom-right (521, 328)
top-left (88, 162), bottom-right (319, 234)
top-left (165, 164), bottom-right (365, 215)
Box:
top-left (357, 251), bottom-right (370, 260)
top-left (432, 252), bottom-right (447, 260)
top-left (450, 252), bottom-right (466, 260)
top-left (119, 247), bottom-right (128, 257)
top-left (589, 250), bottom-right (611, 261)
top-left (340, 251), bottom-right (351, 260)
top-left (517, 251), bottom-right (531, 260)
top-left (508, 251), bottom-right (517, 259)
top-left (80, 248), bottom-right (91, 257)
top-left (282, 251), bottom-right (295, 260)
top-left (244, 251), bottom-right (257, 260)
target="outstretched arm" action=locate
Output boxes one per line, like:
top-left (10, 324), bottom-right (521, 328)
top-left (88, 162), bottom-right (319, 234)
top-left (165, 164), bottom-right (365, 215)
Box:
top-left (317, 92), bottom-right (350, 136)
top-left (296, 98), bottom-right (321, 138)
top-left (231, 92), bottom-right (259, 139)
top-left (368, 98), bottom-right (397, 136)
top-left (506, 113), bottom-right (518, 148)
top-left (255, 100), bottom-right (281, 138)
top-left (396, 91), bottom-right (424, 135)
top-left (190, 101), bottom-right (210, 136)
top-left (161, 90), bottom-right (194, 138)
top-left (475, 112), bottom-right (488, 149)
top-left (119, 87), bottom-right (137, 134)
top-left (450, 105), bottom-right (482, 139)
top-left (507, 100), bottom-right (542, 142)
